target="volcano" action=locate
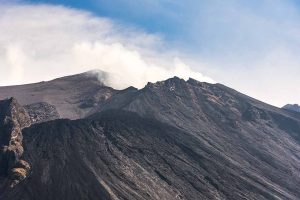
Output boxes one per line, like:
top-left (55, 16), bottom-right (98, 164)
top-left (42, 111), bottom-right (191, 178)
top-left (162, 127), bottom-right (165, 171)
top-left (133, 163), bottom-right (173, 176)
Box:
top-left (0, 72), bottom-right (299, 200)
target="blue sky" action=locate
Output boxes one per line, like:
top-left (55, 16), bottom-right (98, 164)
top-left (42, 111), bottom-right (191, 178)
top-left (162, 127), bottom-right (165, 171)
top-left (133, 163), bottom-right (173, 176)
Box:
top-left (23, 0), bottom-right (300, 53)
top-left (0, 0), bottom-right (299, 106)
top-left (20, 0), bottom-right (300, 74)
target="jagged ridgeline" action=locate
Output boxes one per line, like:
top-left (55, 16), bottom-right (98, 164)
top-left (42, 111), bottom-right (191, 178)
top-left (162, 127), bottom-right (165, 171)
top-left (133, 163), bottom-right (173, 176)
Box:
top-left (0, 72), bottom-right (300, 200)
top-left (0, 98), bottom-right (31, 190)
top-left (283, 104), bottom-right (300, 113)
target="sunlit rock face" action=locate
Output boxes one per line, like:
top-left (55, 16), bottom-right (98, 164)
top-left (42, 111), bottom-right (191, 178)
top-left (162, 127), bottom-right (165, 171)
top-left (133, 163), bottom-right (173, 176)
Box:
top-left (0, 98), bottom-right (31, 190)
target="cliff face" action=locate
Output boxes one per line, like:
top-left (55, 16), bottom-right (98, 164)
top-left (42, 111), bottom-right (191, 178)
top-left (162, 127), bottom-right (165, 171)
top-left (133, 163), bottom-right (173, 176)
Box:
top-left (0, 98), bottom-right (31, 190)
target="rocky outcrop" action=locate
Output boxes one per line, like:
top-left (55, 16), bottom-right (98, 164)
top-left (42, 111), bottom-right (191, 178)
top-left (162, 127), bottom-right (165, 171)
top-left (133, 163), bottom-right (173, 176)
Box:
top-left (25, 102), bottom-right (60, 124)
top-left (283, 104), bottom-right (300, 113)
top-left (0, 98), bottom-right (31, 189)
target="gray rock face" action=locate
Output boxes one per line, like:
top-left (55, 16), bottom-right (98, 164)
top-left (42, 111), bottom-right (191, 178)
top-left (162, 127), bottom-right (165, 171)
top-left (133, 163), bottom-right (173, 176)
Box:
top-left (24, 102), bottom-right (60, 124)
top-left (283, 104), bottom-right (300, 113)
top-left (0, 73), bottom-right (300, 200)
top-left (0, 98), bottom-right (31, 190)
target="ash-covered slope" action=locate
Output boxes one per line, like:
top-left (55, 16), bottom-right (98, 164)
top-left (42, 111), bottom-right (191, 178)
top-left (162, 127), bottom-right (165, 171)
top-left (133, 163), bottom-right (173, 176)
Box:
top-left (2, 108), bottom-right (300, 200)
top-left (2, 111), bottom-right (188, 200)
top-left (0, 71), bottom-right (119, 120)
top-left (283, 104), bottom-right (300, 113)
top-left (1, 74), bottom-right (300, 200)
top-left (96, 77), bottom-right (300, 199)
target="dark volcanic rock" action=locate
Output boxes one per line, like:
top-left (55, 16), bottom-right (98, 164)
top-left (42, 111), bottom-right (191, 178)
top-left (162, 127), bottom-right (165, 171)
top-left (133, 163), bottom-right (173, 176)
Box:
top-left (283, 104), bottom-right (300, 113)
top-left (0, 98), bottom-right (31, 190)
top-left (0, 109), bottom-right (299, 200)
top-left (94, 77), bottom-right (300, 199)
top-left (0, 73), bottom-right (300, 200)
top-left (25, 102), bottom-right (60, 124)
top-left (3, 112), bottom-right (185, 200)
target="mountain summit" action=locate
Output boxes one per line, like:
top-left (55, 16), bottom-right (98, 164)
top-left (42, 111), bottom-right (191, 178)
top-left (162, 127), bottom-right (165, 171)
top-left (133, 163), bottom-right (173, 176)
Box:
top-left (0, 71), bottom-right (114, 120)
top-left (0, 72), bottom-right (300, 200)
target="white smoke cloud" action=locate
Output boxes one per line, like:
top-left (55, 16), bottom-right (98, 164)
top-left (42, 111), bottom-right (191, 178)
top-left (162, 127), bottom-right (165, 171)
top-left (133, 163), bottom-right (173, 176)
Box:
top-left (5, 44), bottom-right (26, 83)
top-left (0, 4), bottom-right (214, 89)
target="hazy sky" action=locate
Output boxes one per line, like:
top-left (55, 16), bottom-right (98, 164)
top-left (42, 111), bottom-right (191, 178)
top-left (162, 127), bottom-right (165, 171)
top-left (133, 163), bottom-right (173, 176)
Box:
top-left (0, 0), bottom-right (299, 107)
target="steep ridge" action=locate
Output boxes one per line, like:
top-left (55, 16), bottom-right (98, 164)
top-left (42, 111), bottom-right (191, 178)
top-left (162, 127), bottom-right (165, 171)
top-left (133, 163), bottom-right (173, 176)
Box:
top-left (0, 98), bottom-right (31, 191)
top-left (96, 77), bottom-right (300, 199)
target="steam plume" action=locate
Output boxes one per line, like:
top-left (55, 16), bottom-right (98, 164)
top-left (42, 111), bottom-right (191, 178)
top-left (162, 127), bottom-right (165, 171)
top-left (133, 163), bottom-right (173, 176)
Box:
top-left (0, 4), bottom-right (214, 89)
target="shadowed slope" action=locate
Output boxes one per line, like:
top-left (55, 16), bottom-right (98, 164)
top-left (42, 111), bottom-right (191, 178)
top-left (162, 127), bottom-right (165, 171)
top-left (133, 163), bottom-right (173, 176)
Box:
top-left (0, 109), bottom-right (299, 200)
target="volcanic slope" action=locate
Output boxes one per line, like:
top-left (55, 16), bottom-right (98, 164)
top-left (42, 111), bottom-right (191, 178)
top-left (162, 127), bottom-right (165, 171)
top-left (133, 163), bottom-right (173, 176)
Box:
top-left (0, 71), bottom-right (125, 120)
top-left (1, 109), bottom-right (298, 200)
top-left (0, 74), bottom-right (300, 199)
top-left (283, 104), bottom-right (300, 113)
top-left (94, 76), bottom-right (300, 199)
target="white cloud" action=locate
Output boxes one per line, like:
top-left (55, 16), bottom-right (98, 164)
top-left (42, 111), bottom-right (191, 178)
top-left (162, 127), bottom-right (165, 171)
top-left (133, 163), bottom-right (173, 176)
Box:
top-left (0, 4), bottom-right (214, 89)
top-left (98, 0), bottom-right (299, 107)
top-left (1, 1), bottom-right (298, 107)
top-left (180, 0), bottom-right (300, 107)
top-left (72, 42), bottom-right (214, 88)
top-left (5, 44), bottom-right (26, 83)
